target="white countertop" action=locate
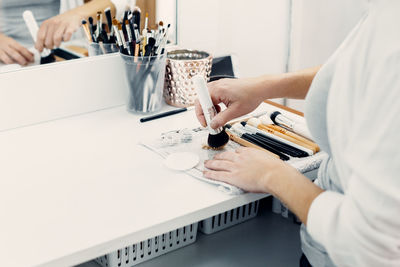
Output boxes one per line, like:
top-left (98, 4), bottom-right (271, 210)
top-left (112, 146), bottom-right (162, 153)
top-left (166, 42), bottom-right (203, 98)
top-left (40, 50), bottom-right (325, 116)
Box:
top-left (0, 104), bottom-right (266, 267)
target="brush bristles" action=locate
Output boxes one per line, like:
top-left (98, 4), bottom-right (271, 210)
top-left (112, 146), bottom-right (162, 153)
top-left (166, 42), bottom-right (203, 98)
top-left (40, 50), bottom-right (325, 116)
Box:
top-left (207, 129), bottom-right (229, 149)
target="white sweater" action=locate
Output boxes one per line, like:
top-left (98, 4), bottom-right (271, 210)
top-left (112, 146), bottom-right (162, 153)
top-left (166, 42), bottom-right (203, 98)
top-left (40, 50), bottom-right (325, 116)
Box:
top-left (303, 1), bottom-right (400, 266)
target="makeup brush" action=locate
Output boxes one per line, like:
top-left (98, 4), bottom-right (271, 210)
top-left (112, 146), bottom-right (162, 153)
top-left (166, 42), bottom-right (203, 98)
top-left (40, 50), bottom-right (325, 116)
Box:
top-left (269, 111), bottom-right (314, 141)
top-left (104, 7), bottom-right (113, 38)
top-left (242, 121), bottom-right (313, 156)
top-left (240, 122), bottom-right (310, 157)
top-left (125, 20), bottom-right (135, 55)
top-left (144, 37), bottom-right (155, 56)
top-left (132, 7), bottom-right (141, 31)
top-left (22, 10), bottom-right (55, 65)
top-left (247, 118), bottom-right (317, 153)
top-left (117, 22), bottom-right (129, 55)
top-left (96, 12), bottom-right (102, 39)
top-left (192, 75), bottom-right (229, 150)
top-left (144, 12), bottom-right (149, 31)
top-left (267, 124), bottom-right (319, 152)
top-left (81, 20), bottom-right (92, 42)
top-left (88, 16), bottom-right (96, 42)
top-left (113, 19), bottom-right (127, 54)
top-left (225, 125), bottom-right (279, 159)
top-left (230, 123), bottom-right (289, 160)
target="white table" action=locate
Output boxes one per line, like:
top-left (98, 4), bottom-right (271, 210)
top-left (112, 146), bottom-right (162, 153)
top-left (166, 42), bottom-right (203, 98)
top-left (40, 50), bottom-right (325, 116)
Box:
top-left (0, 104), bottom-right (267, 267)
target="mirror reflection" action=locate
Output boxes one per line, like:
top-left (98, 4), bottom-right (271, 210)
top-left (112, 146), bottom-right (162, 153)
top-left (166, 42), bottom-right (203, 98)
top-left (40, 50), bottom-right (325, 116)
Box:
top-left (0, 0), bottom-right (176, 72)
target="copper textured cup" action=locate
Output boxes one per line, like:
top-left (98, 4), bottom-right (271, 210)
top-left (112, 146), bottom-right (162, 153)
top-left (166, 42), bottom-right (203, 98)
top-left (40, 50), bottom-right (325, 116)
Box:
top-left (164, 49), bottom-right (213, 107)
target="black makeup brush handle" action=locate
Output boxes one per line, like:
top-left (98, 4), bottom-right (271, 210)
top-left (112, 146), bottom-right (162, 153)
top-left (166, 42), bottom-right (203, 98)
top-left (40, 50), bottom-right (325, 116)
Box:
top-left (254, 132), bottom-right (308, 157)
top-left (242, 134), bottom-right (289, 161)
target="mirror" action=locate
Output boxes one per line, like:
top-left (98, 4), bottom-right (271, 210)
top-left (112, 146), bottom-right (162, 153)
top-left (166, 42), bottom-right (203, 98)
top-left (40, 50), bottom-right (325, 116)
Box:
top-left (0, 0), bottom-right (177, 73)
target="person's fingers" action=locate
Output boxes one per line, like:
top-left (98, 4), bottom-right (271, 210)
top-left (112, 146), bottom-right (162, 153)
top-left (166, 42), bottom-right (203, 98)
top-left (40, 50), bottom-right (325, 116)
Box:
top-left (194, 99), bottom-right (207, 127)
top-left (203, 170), bottom-right (231, 183)
top-left (213, 151), bottom-right (239, 161)
top-left (53, 23), bottom-right (67, 48)
top-left (13, 43), bottom-right (34, 62)
top-left (204, 159), bottom-right (234, 172)
top-left (0, 51), bottom-right (14, 64)
top-left (44, 23), bottom-right (56, 49)
top-left (210, 103), bottom-right (241, 129)
top-left (35, 22), bottom-right (48, 52)
top-left (62, 26), bottom-right (75, 43)
top-left (5, 46), bottom-right (27, 65)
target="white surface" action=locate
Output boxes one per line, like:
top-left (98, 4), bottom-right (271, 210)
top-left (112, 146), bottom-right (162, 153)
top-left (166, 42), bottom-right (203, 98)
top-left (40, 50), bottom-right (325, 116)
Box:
top-left (0, 105), bottom-right (266, 267)
top-left (164, 152), bottom-right (199, 171)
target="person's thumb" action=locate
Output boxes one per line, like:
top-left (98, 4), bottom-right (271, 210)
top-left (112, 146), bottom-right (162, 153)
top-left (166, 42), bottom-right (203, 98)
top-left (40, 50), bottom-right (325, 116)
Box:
top-left (210, 107), bottom-right (239, 129)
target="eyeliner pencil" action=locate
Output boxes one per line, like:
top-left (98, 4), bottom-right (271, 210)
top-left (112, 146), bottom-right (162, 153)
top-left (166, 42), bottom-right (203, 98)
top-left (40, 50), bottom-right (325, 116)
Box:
top-left (140, 107), bottom-right (194, 122)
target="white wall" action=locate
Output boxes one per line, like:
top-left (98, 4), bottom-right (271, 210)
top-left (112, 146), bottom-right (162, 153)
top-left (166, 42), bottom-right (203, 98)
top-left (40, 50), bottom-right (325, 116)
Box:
top-left (177, 0), bottom-right (290, 78)
top-left (287, 0), bottom-right (368, 111)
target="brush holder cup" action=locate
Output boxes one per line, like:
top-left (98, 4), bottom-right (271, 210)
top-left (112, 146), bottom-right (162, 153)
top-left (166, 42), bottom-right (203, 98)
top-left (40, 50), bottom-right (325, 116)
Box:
top-left (121, 53), bottom-right (167, 114)
top-left (164, 50), bottom-right (213, 108)
top-left (88, 42), bottom-right (119, 56)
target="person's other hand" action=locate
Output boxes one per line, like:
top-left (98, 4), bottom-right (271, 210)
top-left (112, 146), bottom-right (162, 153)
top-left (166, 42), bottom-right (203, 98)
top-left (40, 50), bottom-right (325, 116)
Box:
top-left (35, 10), bottom-right (84, 51)
top-left (194, 78), bottom-right (265, 129)
top-left (0, 33), bottom-right (34, 65)
top-left (203, 147), bottom-right (294, 193)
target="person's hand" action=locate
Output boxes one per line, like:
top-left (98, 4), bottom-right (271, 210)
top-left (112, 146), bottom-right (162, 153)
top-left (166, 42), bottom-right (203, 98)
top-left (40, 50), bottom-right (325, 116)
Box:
top-left (194, 78), bottom-right (266, 129)
top-left (0, 33), bottom-right (34, 65)
top-left (203, 147), bottom-right (295, 193)
top-left (35, 9), bottom-right (84, 52)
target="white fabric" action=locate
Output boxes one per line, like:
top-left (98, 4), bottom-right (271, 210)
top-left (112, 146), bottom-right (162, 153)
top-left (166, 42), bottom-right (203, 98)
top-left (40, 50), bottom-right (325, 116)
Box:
top-left (306, 1), bottom-right (400, 266)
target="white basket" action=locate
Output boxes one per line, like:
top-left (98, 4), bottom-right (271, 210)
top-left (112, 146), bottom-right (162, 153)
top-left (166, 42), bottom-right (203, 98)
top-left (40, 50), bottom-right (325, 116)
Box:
top-left (199, 201), bottom-right (260, 234)
top-left (96, 223), bottom-right (198, 267)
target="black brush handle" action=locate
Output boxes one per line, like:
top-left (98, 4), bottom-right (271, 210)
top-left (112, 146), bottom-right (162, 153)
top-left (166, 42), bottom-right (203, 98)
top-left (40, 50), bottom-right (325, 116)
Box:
top-left (242, 134), bottom-right (289, 161)
top-left (254, 133), bottom-right (308, 157)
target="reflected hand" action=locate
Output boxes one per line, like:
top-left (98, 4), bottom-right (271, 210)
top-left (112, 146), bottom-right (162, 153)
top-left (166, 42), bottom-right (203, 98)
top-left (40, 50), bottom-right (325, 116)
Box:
top-left (204, 147), bottom-right (294, 193)
top-left (194, 78), bottom-right (265, 129)
top-left (35, 10), bottom-right (84, 51)
top-left (0, 33), bottom-right (34, 65)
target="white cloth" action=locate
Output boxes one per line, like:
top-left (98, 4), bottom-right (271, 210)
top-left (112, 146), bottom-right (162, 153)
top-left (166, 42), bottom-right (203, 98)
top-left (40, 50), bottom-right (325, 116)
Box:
top-left (304, 1), bottom-right (400, 266)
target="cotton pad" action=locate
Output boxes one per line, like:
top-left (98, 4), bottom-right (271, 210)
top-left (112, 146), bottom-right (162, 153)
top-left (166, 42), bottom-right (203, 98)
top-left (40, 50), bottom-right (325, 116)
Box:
top-left (164, 152), bottom-right (200, 171)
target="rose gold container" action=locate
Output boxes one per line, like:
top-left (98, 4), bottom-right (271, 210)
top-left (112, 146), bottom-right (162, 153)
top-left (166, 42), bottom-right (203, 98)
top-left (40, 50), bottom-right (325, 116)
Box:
top-left (164, 49), bottom-right (213, 107)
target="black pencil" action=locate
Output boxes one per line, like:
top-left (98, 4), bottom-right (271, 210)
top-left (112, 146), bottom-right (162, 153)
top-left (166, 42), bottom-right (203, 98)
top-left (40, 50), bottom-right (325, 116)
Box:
top-left (140, 107), bottom-right (194, 122)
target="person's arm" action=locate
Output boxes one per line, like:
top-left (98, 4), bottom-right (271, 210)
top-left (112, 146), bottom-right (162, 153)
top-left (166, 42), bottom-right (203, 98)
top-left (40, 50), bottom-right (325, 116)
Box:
top-left (0, 33), bottom-right (34, 65)
top-left (35, 0), bottom-right (119, 52)
top-left (195, 66), bottom-right (320, 129)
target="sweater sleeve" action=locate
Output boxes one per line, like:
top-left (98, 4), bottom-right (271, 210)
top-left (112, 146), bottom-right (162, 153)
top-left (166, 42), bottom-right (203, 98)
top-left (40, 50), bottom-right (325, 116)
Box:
top-left (307, 53), bottom-right (400, 266)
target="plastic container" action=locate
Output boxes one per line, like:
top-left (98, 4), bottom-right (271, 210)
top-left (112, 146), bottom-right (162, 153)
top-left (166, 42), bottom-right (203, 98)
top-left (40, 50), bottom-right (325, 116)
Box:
top-left (88, 42), bottom-right (119, 56)
top-left (120, 53), bottom-right (167, 114)
top-left (199, 201), bottom-right (260, 234)
top-left (96, 222), bottom-right (198, 267)
top-left (164, 49), bottom-right (212, 107)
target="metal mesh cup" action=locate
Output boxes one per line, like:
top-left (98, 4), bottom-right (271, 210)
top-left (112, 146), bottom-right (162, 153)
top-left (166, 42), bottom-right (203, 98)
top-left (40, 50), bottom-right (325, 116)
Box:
top-left (121, 53), bottom-right (167, 114)
top-left (164, 50), bottom-right (213, 107)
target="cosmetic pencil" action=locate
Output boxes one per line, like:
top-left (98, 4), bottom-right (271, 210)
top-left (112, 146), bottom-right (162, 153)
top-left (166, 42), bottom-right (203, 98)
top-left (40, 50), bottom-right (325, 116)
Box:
top-left (140, 107), bottom-right (194, 123)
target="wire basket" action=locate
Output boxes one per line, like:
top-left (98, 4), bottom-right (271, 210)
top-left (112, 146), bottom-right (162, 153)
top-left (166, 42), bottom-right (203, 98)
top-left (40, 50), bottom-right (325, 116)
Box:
top-left (199, 201), bottom-right (260, 234)
top-left (96, 223), bottom-right (198, 267)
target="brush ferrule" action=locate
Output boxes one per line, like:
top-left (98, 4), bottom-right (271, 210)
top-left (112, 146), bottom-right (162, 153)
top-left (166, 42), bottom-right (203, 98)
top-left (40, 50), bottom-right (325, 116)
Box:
top-left (274, 113), bottom-right (294, 130)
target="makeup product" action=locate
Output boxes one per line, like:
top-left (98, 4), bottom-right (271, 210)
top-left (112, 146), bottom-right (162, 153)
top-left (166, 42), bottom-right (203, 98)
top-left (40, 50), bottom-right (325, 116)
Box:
top-left (269, 111), bottom-right (314, 141)
top-left (225, 125), bottom-right (279, 159)
top-left (267, 124), bottom-right (319, 152)
top-left (81, 20), bottom-right (92, 42)
top-left (132, 7), bottom-right (141, 31)
top-left (140, 107), bottom-right (194, 123)
top-left (229, 124), bottom-right (289, 160)
top-left (241, 121), bottom-right (313, 156)
top-left (96, 12), bottom-right (102, 39)
top-left (104, 7), bottom-right (113, 35)
top-left (125, 21), bottom-right (135, 56)
top-left (238, 122), bottom-right (308, 157)
top-left (22, 10), bottom-right (55, 64)
top-left (144, 12), bottom-right (149, 31)
top-left (247, 118), bottom-right (317, 153)
top-left (192, 75), bottom-right (229, 150)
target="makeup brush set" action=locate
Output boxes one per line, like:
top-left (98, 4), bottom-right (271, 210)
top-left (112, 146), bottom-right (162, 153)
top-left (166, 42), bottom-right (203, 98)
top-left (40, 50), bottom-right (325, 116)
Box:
top-left (82, 6), bottom-right (170, 58)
